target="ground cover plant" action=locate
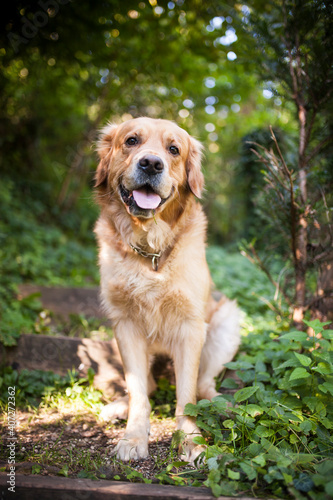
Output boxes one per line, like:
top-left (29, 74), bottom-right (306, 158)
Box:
top-left (0, 176), bottom-right (100, 346)
top-left (184, 318), bottom-right (333, 499)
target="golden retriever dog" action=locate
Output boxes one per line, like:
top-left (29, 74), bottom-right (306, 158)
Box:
top-left (94, 117), bottom-right (240, 463)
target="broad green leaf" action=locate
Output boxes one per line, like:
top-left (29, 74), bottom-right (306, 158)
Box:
top-left (303, 319), bottom-right (330, 335)
top-left (255, 360), bottom-right (267, 372)
top-left (211, 483), bottom-right (222, 498)
top-left (237, 369), bottom-right (256, 383)
top-left (227, 469), bottom-right (240, 480)
top-left (280, 331), bottom-right (308, 342)
top-left (198, 399), bottom-right (211, 407)
top-left (248, 443), bottom-right (262, 456)
top-left (293, 473), bottom-right (314, 493)
top-left (252, 454), bottom-right (266, 466)
top-left (318, 382), bottom-right (333, 396)
top-left (171, 461), bottom-right (189, 468)
top-left (234, 385), bottom-right (259, 403)
top-left (207, 457), bottom-right (219, 471)
top-left (220, 377), bottom-right (239, 389)
top-left (312, 351), bottom-right (332, 363)
top-left (320, 417), bottom-right (333, 429)
top-left (192, 436), bottom-right (206, 445)
top-left (315, 460), bottom-right (333, 476)
top-left (326, 481), bottom-right (333, 496)
top-left (244, 404), bottom-right (264, 417)
top-left (303, 397), bottom-right (317, 412)
top-left (274, 358), bottom-right (301, 371)
top-left (295, 454), bottom-right (318, 465)
top-left (282, 472), bottom-right (293, 485)
top-left (321, 329), bottom-right (333, 340)
top-left (299, 420), bottom-right (313, 434)
top-left (239, 461), bottom-right (257, 480)
top-left (312, 362), bottom-right (333, 375)
top-left (255, 425), bottom-right (275, 437)
top-left (58, 465), bottom-right (69, 477)
top-left (289, 367), bottom-right (310, 381)
top-left (224, 361), bottom-right (254, 370)
top-left (184, 403), bottom-right (199, 417)
top-left (294, 353), bottom-right (312, 367)
top-left (236, 414), bottom-right (255, 426)
top-left (223, 419), bottom-right (235, 429)
top-left (276, 455), bottom-right (293, 468)
top-left (218, 481), bottom-right (239, 497)
top-left (211, 396), bottom-right (230, 412)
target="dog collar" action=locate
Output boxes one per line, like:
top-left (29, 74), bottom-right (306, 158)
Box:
top-left (129, 243), bottom-right (161, 271)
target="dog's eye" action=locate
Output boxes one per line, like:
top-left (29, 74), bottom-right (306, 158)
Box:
top-left (169, 145), bottom-right (179, 155)
top-left (125, 137), bottom-right (138, 146)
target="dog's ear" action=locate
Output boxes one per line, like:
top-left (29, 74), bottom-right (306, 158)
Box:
top-left (186, 136), bottom-right (204, 199)
top-left (94, 123), bottom-right (118, 188)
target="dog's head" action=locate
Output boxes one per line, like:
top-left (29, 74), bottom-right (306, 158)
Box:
top-left (95, 117), bottom-right (204, 219)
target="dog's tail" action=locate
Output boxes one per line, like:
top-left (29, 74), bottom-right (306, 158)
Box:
top-left (198, 297), bottom-right (241, 400)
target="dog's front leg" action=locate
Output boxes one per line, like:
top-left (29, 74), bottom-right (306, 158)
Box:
top-left (113, 323), bottom-right (151, 461)
top-left (173, 323), bottom-right (207, 464)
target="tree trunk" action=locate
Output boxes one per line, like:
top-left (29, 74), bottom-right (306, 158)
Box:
top-left (292, 104), bottom-right (308, 328)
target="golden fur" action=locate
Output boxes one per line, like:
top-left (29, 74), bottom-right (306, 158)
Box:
top-left (94, 117), bottom-right (240, 463)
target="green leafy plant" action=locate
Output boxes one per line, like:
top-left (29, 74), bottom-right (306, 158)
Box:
top-left (0, 366), bottom-right (103, 410)
top-left (0, 178), bottom-right (100, 346)
top-left (183, 319), bottom-right (333, 498)
top-left (150, 377), bottom-right (176, 418)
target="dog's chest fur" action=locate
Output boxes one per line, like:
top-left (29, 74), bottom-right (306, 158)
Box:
top-left (95, 203), bottom-right (210, 346)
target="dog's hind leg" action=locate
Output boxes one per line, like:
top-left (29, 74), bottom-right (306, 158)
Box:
top-left (198, 298), bottom-right (241, 401)
top-left (100, 395), bottom-right (129, 422)
top-left (100, 366), bottom-right (156, 422)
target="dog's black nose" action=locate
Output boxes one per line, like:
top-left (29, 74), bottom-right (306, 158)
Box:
top-left (138, 155), bottom-right (164, 175)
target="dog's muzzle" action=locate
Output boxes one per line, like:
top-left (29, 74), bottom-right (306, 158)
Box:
top-left (119, 154), bottom-right (173, 217)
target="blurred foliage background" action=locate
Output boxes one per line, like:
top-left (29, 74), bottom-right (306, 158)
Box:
top-left (1, 0), bottom-right (298, 243)
top-left (0, 0), bottom-right (332, 344)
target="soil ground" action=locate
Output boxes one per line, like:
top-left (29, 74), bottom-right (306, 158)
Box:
top-left (1, 406), bottom-right (178, 481)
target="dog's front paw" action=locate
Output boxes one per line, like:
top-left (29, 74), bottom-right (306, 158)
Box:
top-left (112, 436), bottom-right (149, 461)
top-left (180, 438), bottom-right (206, 465)
top-left (175, 418), bottom-right (206, 465)
top-left (100, 396), bottom-right (129, 422)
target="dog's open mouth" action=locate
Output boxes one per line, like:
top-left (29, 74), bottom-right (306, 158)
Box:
top-left (120, 184), bottom-right (170, 212)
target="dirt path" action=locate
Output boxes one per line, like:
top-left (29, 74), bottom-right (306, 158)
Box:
top-left (1, 407), bottom-right (177, 481)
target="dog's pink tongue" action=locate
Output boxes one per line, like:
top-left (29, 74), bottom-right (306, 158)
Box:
top-left (133, 189), bottom-right (161, 209)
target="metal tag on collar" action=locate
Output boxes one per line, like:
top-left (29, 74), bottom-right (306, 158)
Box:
top-left (152, 254), bottom-right (159, 271)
